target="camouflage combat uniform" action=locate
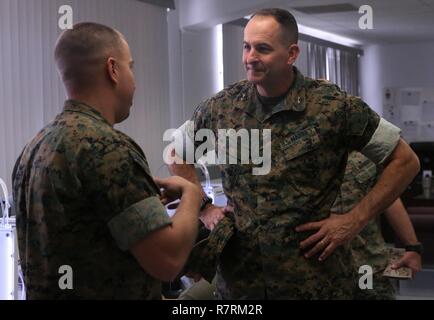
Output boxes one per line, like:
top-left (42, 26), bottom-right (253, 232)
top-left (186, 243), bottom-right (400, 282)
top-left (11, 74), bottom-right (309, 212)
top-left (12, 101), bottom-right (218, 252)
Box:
top-left (331, 151), bottom-right (395, 299)
top-left (13, 100), bottom-right (172, 299)
top-left (185, 67), bottom-right (400, 299)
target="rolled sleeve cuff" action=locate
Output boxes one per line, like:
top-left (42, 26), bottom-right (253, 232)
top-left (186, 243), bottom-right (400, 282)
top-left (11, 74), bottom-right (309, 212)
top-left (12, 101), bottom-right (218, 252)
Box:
top-left (360, 118), bottom-right (401, 165)
top-left (107, 196), bottom-right (172, 251)
top-left (172, 120), bottom-right (196, 161)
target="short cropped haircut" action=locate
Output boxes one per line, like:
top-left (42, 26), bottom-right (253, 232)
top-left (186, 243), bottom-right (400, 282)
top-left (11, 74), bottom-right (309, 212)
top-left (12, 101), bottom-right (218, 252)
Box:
top-left (251, 8), bottom-right (299, 44)
top-left (54, 22), bottom-right (124, 88)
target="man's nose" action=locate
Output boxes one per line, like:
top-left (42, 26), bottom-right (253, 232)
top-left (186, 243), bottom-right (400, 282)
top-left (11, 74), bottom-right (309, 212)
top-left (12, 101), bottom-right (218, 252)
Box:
top-left (245, 49), bottom-right (259, 64)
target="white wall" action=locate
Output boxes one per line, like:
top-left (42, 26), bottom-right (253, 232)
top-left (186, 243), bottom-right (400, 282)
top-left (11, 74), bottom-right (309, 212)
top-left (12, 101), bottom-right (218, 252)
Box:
top-left (181, 27), bottom-right (222, 119)
top-left (0, 0), bottom-right (170, 190)
top-left (360, 42), bottom-right (434, 115)
top-left (168, 0), bottom-right (224, 124)
top-left (167, 7), bottom-right (185, 129)
top-left (223, 23), bottom-right (245, 87)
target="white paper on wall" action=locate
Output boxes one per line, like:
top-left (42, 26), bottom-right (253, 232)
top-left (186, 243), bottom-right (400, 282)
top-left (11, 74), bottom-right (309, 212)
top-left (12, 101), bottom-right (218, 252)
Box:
top-left (421, 123), bottom-right (434, 139)
top-left (422, 101), bottom-right (434, 122)
top-left (400, 90), bottom-right (421, 106)
top-left (383, 87), bottom-right (434, 143)
top-left (401, 105), bottom-right (421, 122)
top-left (383, 88), bottom-right (399, 124)
top-left (401, 120), bottom-right (419, 141)
top-left (421, 89), bottom-right (434, 103)
top-left (384, 103), bottom-right (399, 123)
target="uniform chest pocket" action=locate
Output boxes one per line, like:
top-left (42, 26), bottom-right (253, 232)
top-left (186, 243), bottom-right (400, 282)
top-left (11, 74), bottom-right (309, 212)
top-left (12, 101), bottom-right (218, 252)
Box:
top-left (280, 127), bottom-right (321, 161)
top-left (355, 162), bottom-right (377, 186)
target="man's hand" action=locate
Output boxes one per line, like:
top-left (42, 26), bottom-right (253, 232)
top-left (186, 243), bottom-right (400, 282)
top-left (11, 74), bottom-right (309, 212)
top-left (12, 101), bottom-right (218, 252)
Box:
top-left (392, 251), bottom-right (422, 275)
top-left (167, 148), bottom-right (202, 184)
top-left (296, 213), bottom-right (364, 261)
top-left (154, 176), bottom-right (200, 205)
top-left (200, 205), bottom-right (233, 231)
top-left (185, 272), bottom-right (203, 282)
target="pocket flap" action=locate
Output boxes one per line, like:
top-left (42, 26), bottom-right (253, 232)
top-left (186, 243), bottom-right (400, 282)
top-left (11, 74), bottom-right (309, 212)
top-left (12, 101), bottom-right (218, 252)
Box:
top-left (280, 127), bottom-right (321, 161)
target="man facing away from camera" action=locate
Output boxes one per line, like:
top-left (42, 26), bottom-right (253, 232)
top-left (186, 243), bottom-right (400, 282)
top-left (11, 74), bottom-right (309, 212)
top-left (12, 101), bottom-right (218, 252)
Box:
top-left (13, 22), bottom-right (202, 299)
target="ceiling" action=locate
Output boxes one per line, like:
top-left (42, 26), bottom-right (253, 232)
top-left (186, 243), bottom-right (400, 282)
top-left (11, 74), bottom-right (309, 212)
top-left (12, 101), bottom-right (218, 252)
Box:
top-left (279, 0), bottom-right (434, 44)
top-left (176, 0), bottom-right (434, 45)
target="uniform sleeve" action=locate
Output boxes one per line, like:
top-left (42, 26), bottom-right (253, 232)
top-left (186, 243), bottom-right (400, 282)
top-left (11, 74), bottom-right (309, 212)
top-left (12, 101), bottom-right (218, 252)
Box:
top-left (107, 196), bottom-right (171, 251)
top-left (360, 118), bottom-right (401, 165)
top-left (191, 99), bottom-right (213, 139)
top-left (173, 99), bottom-right (214, 161)
top-left (343, 95), bottom-right (401, 165)
top-left (331, 152), bottom-right (379, 214)
top-left (80, 142), bottom-right (172, 251)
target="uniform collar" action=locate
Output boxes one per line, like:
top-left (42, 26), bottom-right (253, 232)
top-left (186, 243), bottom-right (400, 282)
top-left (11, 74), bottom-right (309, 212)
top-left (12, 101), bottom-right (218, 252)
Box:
top-left (239, 66), bottom-right (307, 123)
top-left (63, 100), bottom-right (112, 126)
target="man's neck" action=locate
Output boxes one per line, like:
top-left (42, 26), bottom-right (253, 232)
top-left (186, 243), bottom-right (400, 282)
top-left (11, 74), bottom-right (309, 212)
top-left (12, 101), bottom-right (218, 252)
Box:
top-left (256, 68), bottom-right (295, 97)
top-left (68, 94), bottom-right (116, 126)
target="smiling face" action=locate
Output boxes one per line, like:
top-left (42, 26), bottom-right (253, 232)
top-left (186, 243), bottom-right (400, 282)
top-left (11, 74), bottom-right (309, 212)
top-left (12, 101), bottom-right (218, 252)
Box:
top-left (243, 15), bottom-right (299, 94)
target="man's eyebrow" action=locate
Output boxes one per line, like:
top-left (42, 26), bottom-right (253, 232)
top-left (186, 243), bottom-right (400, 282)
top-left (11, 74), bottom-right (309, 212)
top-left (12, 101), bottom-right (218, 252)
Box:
top-left (243, 40), bottom-right (272, 46)
top-left (257, 41), bottom-right (273, 46)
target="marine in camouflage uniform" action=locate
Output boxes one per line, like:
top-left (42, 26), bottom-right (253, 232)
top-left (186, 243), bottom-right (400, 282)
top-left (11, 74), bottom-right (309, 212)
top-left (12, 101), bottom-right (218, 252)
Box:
top-left (13, 100), bottom-right (172, 299)
top-left (182, 66), bottom-right (401, 299)
top-left (331, 151), bottom-right (395, 299)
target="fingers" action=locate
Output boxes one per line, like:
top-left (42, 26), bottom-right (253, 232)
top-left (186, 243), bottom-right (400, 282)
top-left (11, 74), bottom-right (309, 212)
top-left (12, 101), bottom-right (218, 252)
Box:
top-left (304, 237), bottom-right (329, 258)
top-left (391, 259), bottom-right (404, 270)
top-left (193, 274), bottom-right (202, 282)
top-left (318, 242), bottom-right (337, 261)
top-left (302, 237), bottom-right (337, 261)
top-left (298, 215), bottom-right (356, 262)
top-left (202, 219), bottom-right (216, 231)
top-left (212, 215), bottom-right (222, 225)
top-left (392, 253), bottom-right (422, 274)
top-left (185, 272), bottom-right (203, 282)
top-left (223, 205), bottom-right (234, 214)
top-left (299, 230), bottom-right (326, 250)
top-left (208, 212), bottom-right (225, 230)
top-left (199, 206), bottom-right (226, 231)
top-left (205, 216), bottom-right (223, 231)
top-left (201, 204), bottom-right (222, 215)
top-left (216, 210), bottom-right (226, 219)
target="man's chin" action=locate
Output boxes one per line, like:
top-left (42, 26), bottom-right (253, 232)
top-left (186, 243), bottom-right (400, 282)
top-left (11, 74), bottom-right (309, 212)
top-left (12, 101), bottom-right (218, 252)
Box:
top-left (247, 71), bottom-right (265, 84)
top-left (119, 108), bottom-right (131, 123)
top-left (247, 76), bottom-right (263, 85)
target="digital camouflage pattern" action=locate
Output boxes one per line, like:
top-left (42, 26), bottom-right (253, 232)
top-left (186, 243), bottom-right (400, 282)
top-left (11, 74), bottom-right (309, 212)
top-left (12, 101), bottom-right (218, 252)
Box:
top-left (184, 213), bottom-right (235, 283)
top-left (189, 67), bottom-right (388, 299)
top-left (12, 100), bottom-right (172, 299)
top-left (331, 151), bottom-right (395, 299)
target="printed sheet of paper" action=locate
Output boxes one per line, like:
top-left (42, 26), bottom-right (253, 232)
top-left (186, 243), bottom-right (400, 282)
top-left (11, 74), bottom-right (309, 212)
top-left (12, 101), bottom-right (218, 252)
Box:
top-left (382, 247), bottom-right (412, 279)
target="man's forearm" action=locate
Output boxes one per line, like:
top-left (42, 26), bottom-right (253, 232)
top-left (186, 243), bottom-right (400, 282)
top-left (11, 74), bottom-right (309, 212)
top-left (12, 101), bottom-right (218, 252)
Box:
top-left (129, 183), bottom-right (202, 281)
top-left (384, 198), bottom-right (419, 245)
top-left (169, 188), bottom-right (202, 266)
top-left (169, 163), bottom-right (206, 197)
top-left (352, 139), bottom-right (420, 226)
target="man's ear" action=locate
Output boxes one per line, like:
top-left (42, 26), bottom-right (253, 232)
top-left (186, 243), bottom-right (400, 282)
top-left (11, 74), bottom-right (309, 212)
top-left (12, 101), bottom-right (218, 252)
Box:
top-left (287, 44), bottom-right (300, 65)
top-left (106, 57), bottom-right (118, 84)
